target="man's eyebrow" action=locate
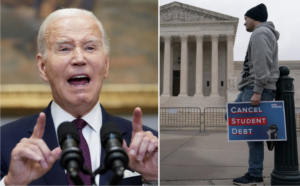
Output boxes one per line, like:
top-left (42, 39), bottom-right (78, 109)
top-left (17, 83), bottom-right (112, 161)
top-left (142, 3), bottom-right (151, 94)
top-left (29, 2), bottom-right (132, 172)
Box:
top-left (84, 37), bottom-right (100, 43)
top-left (54, 38), bottom-right (100, 45)
top-left (55, 39), bottom-right (72, 44)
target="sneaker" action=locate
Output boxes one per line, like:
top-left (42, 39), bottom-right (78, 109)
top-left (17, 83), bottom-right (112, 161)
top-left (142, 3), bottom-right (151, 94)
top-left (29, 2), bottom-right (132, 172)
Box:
top-left (233, 172), bottom-right (264, 186)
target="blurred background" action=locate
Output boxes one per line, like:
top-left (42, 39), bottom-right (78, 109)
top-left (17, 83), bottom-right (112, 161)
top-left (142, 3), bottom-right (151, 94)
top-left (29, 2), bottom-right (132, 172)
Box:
top-left (1, 0), bottom-right (158, 130)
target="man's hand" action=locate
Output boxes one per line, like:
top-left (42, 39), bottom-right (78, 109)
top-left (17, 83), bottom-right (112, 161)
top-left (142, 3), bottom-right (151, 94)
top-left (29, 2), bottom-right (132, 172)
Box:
top-left (122, 107), bottom-right (158, 181)
top-left (5, 113), bottom-right (62, 186)
top-left (250, 93), bottom-right (261, 106)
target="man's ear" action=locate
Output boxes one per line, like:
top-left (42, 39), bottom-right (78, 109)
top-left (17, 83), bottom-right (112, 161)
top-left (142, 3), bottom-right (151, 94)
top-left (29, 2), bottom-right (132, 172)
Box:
top-left (104, 55), bottom-right (110, 79)
top-left (37, 53), bottom-right (49, 82)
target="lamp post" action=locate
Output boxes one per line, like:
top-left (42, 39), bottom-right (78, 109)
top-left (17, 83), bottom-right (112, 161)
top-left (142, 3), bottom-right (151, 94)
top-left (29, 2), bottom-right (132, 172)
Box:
top-left (271, 66), bottom-right (300, 185)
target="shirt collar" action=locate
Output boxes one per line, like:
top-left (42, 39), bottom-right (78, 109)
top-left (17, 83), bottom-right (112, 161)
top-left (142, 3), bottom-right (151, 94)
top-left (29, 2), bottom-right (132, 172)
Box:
top-left (51, 101), bottom-right (102, 135)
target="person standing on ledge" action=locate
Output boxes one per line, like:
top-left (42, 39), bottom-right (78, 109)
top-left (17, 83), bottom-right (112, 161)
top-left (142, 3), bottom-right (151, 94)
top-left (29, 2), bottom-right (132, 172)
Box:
top-left (227, 3), bottom-right (280, 186)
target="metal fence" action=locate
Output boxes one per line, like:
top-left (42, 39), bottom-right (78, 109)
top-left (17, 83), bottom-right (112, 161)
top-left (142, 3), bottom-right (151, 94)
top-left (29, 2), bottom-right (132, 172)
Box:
top-left (203, 107), bottom-right (227, 132)
top-left (160, 107), bottom-right (201, 129)
top-left (296, 107), bottom-right (300, 129)
top-left (160, 107), bottom-right (300, 132)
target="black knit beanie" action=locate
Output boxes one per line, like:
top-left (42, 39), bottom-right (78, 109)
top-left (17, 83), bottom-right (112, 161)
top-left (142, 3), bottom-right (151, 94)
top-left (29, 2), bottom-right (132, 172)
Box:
top-left (245, 3), bottom-right (268, 22)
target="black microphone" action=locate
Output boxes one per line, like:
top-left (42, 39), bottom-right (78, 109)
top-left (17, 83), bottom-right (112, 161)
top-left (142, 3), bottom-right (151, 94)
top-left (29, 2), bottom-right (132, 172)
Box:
top-left (100, 122), bottom-right (129, 183)
top-left (57, 122), bottom-right (84, 185)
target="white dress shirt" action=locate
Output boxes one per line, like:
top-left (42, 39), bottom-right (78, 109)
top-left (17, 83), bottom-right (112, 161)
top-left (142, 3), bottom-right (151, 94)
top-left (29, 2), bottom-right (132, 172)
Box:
top-left (0, 101), bottom-right (102, 186)
top-left (52, 101), bottom-right (140, 181)
top-left (51, 101), bottom-right (102, 185)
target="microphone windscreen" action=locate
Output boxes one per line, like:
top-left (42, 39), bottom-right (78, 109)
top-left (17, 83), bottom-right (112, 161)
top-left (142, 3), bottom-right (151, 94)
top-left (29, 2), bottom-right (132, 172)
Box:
top-left (57, 122), bottom-right (80, 145)
top-left (100, 122), bottom-right (122, 145)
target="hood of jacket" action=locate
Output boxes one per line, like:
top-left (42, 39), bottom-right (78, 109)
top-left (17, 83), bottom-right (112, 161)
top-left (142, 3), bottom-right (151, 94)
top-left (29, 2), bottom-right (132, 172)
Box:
top-left (254, 21), bottom-right (280, 40)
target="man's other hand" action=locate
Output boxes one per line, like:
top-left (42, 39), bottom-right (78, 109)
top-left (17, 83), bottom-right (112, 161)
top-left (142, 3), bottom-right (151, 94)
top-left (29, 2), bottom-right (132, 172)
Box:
top-left (251, 93), bottom-right (261, 106)
top-left (122, 107), bottom-right (158, 181)
top-left (5, 113), bottom-right (62, 186)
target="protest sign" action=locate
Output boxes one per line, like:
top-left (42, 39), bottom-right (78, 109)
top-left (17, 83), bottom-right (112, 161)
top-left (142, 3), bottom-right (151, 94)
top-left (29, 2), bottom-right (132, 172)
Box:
top-left (227, 101), bottom-right (286, 141)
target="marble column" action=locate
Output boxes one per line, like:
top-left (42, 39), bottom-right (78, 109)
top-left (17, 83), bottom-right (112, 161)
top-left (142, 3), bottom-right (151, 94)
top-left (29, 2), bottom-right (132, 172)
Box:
top-left (211, 35), bottom-right (219, 97)
top-left (227, 35), bottom-right (235, 88)
top-left (179, 35), bottom-right (188, 97)
top-left (161, 36), bottom-right (172, 97)
top-left (194, 35), bottom-right (204, 97)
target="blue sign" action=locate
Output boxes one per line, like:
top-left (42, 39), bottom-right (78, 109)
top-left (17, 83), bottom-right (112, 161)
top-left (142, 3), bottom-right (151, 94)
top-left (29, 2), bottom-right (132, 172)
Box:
top-left (227, 101), bottom-right (287, 141)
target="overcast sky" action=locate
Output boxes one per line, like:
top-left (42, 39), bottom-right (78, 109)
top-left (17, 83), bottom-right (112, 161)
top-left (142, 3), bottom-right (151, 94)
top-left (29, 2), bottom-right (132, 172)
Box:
top-left (160, 0), bottom-right (300, 61)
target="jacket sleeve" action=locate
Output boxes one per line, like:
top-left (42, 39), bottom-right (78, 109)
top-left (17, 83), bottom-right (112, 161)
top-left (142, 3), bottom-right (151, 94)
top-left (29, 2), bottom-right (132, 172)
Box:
top-left (1, 142), bottom-right (8, 185)
top-left (251, 32), bottom-right (274, 94)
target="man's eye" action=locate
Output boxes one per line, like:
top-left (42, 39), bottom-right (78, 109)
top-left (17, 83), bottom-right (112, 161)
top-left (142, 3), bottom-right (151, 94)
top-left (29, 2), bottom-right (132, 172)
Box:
top-left (61, 48), bottom-right (69, 51)
top-left (87, 47), bottom-right (94, 50)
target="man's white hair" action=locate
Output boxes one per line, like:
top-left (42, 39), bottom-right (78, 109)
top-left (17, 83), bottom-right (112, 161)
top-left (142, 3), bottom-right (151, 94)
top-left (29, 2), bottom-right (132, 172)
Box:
top-left (37, 8), bottom-right (110, 58)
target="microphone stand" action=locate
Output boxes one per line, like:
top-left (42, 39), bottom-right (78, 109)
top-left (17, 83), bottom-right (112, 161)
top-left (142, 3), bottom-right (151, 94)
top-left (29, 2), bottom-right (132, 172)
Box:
top-left (66, 151), bottom-right (127, 186)
top-left (80, 165), bottom-right (97, 186)
top-left (108, 163), bottom-right (124, 185)
top-left (68, 162), bottom-right (125, 186)
top-left (93, 163), bottom-right (124, 186)
top-left (68, 171), bottom-right (84, 186)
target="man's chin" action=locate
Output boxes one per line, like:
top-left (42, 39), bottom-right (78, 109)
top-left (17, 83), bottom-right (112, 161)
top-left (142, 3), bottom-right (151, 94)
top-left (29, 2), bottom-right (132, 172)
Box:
top-left (64, 97), bottom-right (99, 117)
top-left (72, 95), bottom-right (94, 105)
top-left (246, 28), bottom-right (253, 32)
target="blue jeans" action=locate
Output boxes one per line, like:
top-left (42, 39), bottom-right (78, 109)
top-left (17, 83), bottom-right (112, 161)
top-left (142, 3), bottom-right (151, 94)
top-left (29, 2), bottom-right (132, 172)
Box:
top-left (225, 86), bottom-right (276, 177)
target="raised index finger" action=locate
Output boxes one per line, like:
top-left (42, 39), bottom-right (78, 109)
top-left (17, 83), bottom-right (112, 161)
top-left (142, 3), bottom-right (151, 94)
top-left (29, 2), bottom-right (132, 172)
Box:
top-left (132, 107), bottom-right (143, 136)
top-left (31, 112), bottom-right (46, 139)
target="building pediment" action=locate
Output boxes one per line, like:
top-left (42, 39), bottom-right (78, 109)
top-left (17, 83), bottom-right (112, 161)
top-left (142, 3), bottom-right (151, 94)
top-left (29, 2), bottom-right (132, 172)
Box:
top-left (160, 1), bottom-right (238, 23)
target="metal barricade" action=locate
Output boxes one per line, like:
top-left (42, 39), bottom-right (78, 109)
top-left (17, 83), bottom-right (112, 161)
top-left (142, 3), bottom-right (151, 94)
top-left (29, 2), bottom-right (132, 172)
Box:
top-left (160, 107), bottom-right (201, 129)
top-left (296, 107), bottom-right (300, 129)
top-left (203, 107), bottom-right (227, 132)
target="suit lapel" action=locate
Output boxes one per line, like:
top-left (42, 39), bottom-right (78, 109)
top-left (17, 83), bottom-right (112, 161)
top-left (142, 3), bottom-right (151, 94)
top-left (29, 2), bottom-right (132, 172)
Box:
top-left (99, 104), bottom-right (128, 185)
top-left (28, 102), bottom-right (69, 185)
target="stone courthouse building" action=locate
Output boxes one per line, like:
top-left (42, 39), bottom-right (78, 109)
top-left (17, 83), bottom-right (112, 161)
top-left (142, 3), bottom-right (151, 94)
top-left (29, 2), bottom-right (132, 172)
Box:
top-left (160, 2), bottom-right (300, 110)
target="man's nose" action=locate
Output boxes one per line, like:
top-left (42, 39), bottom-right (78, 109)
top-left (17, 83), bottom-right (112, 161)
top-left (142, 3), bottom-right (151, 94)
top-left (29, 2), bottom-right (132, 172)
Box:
top-left (72, 47), bottom-right (86, 65)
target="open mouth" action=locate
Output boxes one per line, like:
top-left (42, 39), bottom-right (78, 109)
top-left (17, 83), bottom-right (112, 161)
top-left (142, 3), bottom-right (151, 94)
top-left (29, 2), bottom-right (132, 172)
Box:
top-left (68, 75), bottom-right (90, 86)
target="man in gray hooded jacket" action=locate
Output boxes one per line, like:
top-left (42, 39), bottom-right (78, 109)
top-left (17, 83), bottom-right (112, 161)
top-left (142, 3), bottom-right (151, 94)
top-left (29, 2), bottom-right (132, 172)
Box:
top-left (231, 3), bottom-right (280, 185)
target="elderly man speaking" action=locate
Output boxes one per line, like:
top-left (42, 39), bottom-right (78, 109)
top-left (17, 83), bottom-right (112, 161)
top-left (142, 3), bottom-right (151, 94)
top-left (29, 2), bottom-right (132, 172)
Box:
top-left (0, 8), bottom-right (158, 186)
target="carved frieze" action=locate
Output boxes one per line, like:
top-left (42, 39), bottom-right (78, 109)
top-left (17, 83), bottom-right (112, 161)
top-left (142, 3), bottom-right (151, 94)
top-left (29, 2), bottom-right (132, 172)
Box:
top-left (161, 24), bottom-right (234, 31)
top-left (160, 6), bottom-right (229, 22)
top-left (228, 77), bottom-right (238, 90)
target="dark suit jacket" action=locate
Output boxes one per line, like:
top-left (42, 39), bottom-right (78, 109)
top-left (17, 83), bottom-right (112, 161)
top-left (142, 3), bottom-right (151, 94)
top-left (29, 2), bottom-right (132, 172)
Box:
top-left (1, 102), bottom-right (158, 185)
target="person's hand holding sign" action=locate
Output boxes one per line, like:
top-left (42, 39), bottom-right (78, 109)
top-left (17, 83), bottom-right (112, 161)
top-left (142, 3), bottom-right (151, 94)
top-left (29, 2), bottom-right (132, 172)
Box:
top-left (251, 93), bottom-right (262, 106)
top-left (5, 113), bottom-right (62, 186)
top-left (122, 107), bottom-right (158, 181)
